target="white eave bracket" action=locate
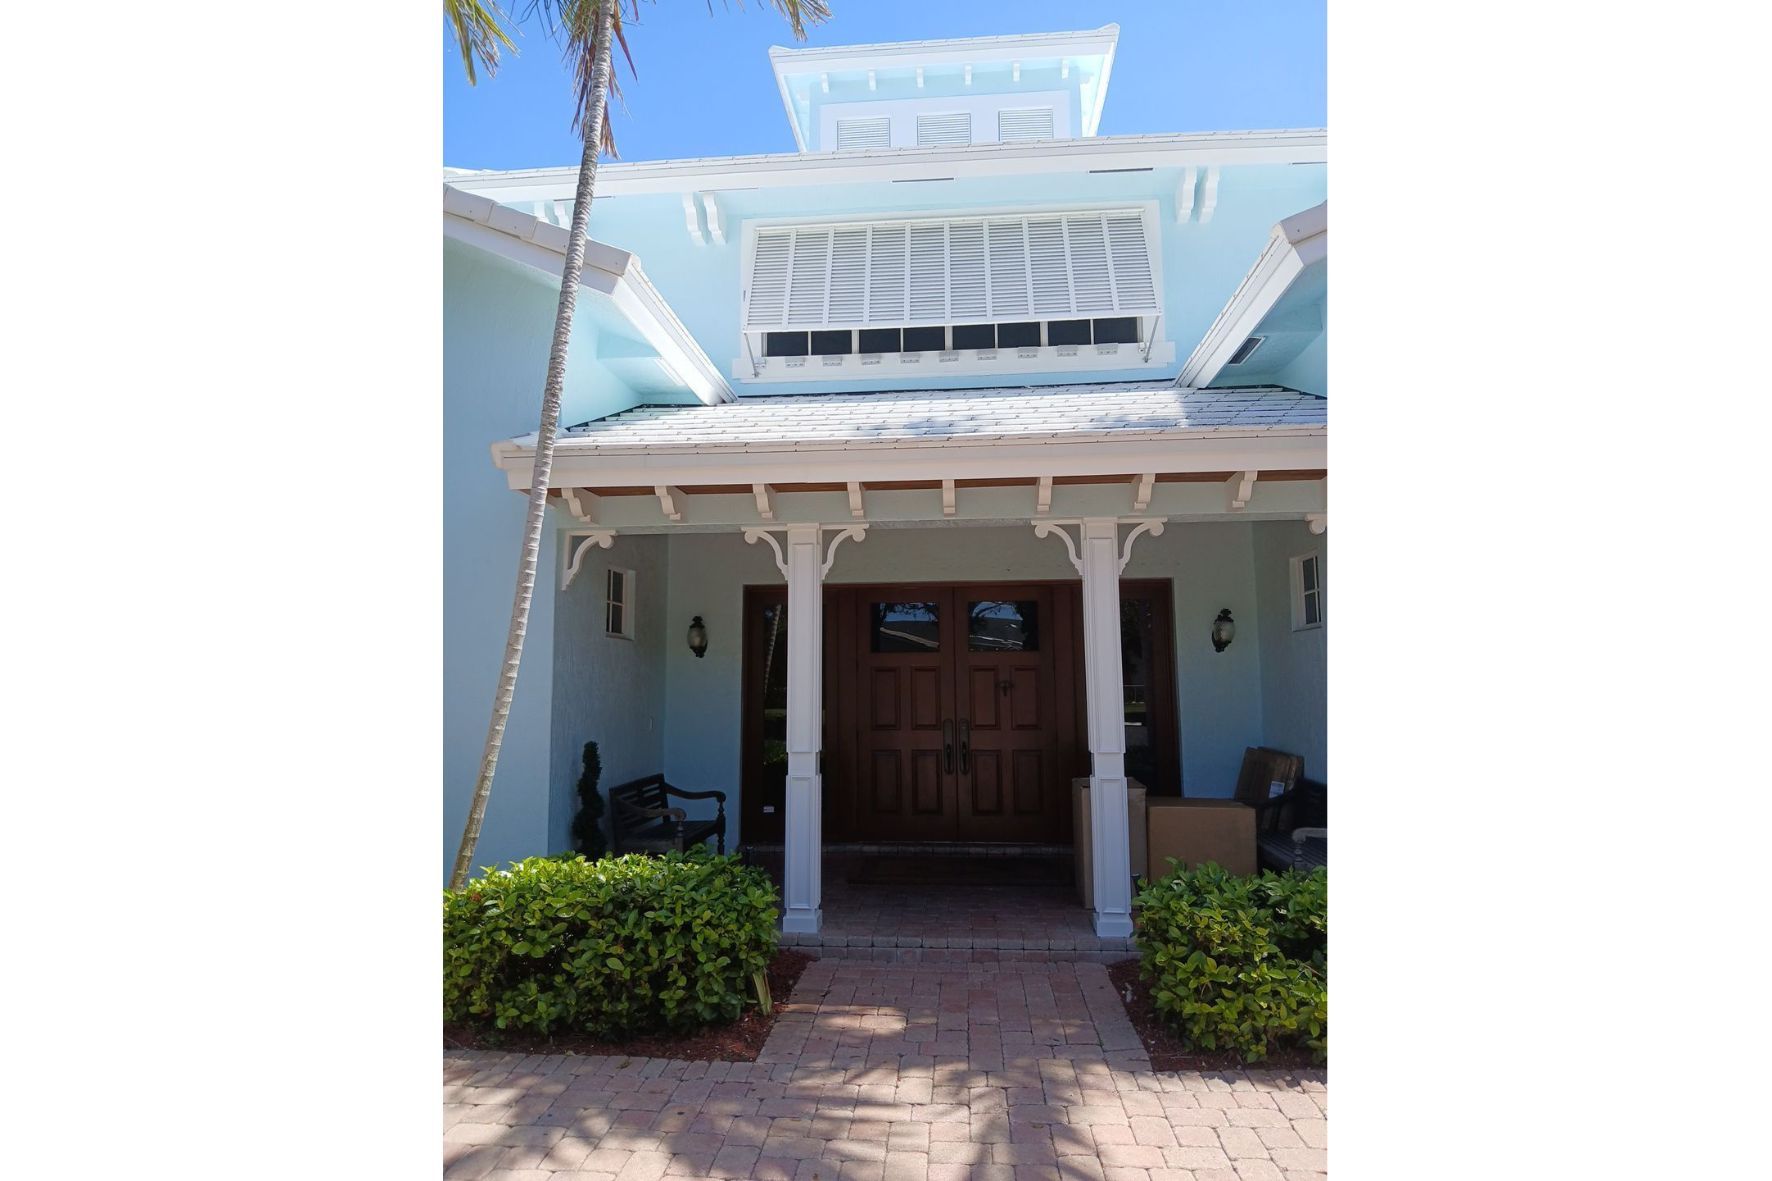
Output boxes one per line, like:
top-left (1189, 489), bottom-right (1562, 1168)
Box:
top-left (562, 529), bottom-right (617, 590)
top-left (742, 524), bottom-right (869, 579)
top-left (1306, 512), bottom-right (1327, 535)
top-left (1226, 470), bottom-right (1258, 512)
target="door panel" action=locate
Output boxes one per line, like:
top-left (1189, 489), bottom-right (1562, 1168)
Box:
top-left (954, 586), bottom-right (1064, 841)
top-left (851, 589), bottom-right (957, 840)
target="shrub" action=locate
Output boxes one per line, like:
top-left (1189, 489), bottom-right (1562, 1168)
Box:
top-left (1134, 861), bottom-right (1326, 1062)
top-left (443, 851), bottom-right (779, 1038)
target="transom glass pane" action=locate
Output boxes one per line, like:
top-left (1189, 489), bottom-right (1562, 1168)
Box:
top-left (967, 600), bottom-right (1039, 651)
top-left (871, 601), bottom-right (941, 652)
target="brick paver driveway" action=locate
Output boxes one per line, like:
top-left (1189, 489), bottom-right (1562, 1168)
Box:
top-left (444, 959), bottom-right (1328, 1180)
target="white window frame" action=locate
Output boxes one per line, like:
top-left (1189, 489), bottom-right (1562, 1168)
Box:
top-left (605, 566), bottom-right (637, 640)
top-left (1290, 552), bottom-right (1324, 631)
top-left (734, 200), bottom-right (1171, 382)
top-left (815, 91), bottom-right (1070, 150)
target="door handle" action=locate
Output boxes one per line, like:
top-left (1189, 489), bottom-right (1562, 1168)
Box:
top-left (959, 719), bottom-right (971, 774)
top-left (942, 718), bottom-right (954, 774)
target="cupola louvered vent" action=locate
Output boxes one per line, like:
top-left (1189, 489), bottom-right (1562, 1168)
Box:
top-left (744, 210), bottom-right (1159, 331)
top-left (915, 112), bottom-right (973, 147)
top-left (834, 116), bottom-right (891, 151)
top-left (998, 107), bottom-right (1055, 142)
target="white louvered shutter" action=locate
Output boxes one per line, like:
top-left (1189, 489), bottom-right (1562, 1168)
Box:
top-left (834, 117), bottom-right (891, 151)
top-left (745, 230), bottom-right (792, 328)
top-left (998, 108), bottom-right (1055, 142)
top-left (744, 211), bottom-right (1158, 331)
top-left (916, 112), bottom-right (972, 147)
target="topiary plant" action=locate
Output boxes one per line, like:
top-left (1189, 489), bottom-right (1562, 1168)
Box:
top-left (569, 740), bottom-right (607, 859)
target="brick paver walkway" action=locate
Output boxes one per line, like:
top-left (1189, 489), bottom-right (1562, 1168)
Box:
top-left (444, 959), bottom-right (1328, 1180)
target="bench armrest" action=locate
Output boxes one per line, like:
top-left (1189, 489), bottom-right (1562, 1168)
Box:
top-left (664, 787), bottom-right (727, 804)
top-left (1290, 826), bottom-right (1327, 843)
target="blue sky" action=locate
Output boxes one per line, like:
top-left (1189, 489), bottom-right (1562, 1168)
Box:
top-left (444, 1), bottom-right (1326, 169)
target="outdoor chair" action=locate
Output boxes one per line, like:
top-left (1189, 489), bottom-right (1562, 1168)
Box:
top-left (1255, 777), bottom-right (1327, 872)
top-left (607, 774), bottom-right (727, 855)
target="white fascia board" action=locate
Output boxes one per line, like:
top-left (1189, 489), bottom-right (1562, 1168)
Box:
top-left (1083, 31), bottom-right (1117, 136)
top-left (493, 428), bottom-right (1326, 491)
top-left (768, 25), bottom-right (1119, 73)
top-left (444, 185), bottom-right (732, 404)
top-left (442, 129), bottom-right (1327, 202)
top-left (1177, 201), bottom-right (1328, 388)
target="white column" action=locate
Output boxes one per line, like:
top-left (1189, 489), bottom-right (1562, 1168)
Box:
top-left (781, 523), bottom-right (825, 934)
top-left (1079, 516), bottom-right (1134, 937)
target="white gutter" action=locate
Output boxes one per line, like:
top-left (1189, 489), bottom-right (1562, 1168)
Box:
top-left (444, 129), bottom-right (1327, 202)
top-left (443, 185), bottom-right (732, 405)
top-left (1177, 201), bottom-right (1328, 389)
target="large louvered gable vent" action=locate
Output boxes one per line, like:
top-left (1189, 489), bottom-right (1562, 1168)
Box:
top-left (744, 210), bottom-right (1160, 332)
top-left (998, 107), bottom-right (1055, 142)
top-left (834, 117), bottom-right (891, 151)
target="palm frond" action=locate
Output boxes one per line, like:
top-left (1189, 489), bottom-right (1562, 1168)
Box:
top-left (706, 0), bottom-right (832, 41)
top-left (445, 0), bottom-right (517, 85)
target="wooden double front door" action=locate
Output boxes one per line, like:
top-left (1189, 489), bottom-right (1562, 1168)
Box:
top-left (829, 584), bottom-right (1076, 843)
top-left (741, 580), bottom-right (1177, 846)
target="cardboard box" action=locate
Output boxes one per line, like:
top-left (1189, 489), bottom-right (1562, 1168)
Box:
top-left (1072, 777), bottom-right (1148, 908)
top-left (1145, 797), bottom-right (1257, 878)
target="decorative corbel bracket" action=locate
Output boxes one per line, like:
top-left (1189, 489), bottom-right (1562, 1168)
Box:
top-left (1032, 520), bottom-right (1084, 575)
top-left (1226, 470), bottom-right (1258, 512)
top-left (743, 527), bottom-right (788, 577)
top-left (562, 529), bottom-right (617, 590)
top-left (1118, 519), bottom-right (1166, 574)
top-left (822, 525), bottom-right (867, 577)
top-left (1306, 513), bottom-right (1327, 536)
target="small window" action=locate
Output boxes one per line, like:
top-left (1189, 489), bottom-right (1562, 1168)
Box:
top-left (1092, 317), bottom-right (1140, 344)
top-left (1047, 319), bottom-right (1091, 346)
top-left (968, 601), bottom-right (1039, 652)
top-left (606, 567), bottom-right (636, 639)
top-left (809, 329), bottom-right (853, 356)
top-left (764, 331), bottom-right (809, 357)
top-left (871, 601), bottom-right (941, 653)
top-left (996, 321), bottom-right (1041, 348)
top-left (1290, 553), bottom-right (1324, 631)
top-left (903, 325), bottom-right (946, 352)
top-left (952, 323), bottom-right (995, 350)
top-left (1229, 336), bottom-right (1265, 365)
top-left (858, 327), bottom-right (901, 354)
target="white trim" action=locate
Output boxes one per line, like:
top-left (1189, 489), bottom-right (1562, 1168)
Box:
top-left (1032, 520), bottom-right (1083, 575)
top-left (1226, 470), bottom-right (1258, 512)
top-left (769, 25), bottom-right (1119, 72)
top-left (1131, 472), bottom-right (1154, 513)
top-left (561, 530), bottom-right (615, 591)
top-left (1306, 512), bottom-right (1327, 535)
top-left (681, 193), bottom-right (705, 245)
top-left (1175, 166), bottom-right (1198, 223)
top-left (700, 193), bottom-right (726, 246)
top-left (818, 91), bottom-right (1068, 150)
top-left (443, 129), bottom-right (1328, 202)
top-left (444, 185), bottom-right (733, 405)
top-left (561, 487), bottom-right (601, 525)
top-left (743, 527), bottom-right (789, 577)
top-left (847, 480), bottom-right (865, 519)
top-left (1290, 551), bottom-right (1325, 631)
top-left (941, 478), bottom-right (957, 517)
top-left (736, 338), bottom-right (1175, 382)
top-left (1198, 166), bottom-right (1222, 224)
top-left (1177, 201), bottom-right (1328, 388)
top-left (753, 483), bottom-right (777, 521)
top-left (1117, 519), bottom-right (1166, 574)
top-left (605, 564), bottom-right (638, 639)
top-left (821, 525), bottom-right (867, 577)
top-left (1036, 475), bottom-right (1053, 516)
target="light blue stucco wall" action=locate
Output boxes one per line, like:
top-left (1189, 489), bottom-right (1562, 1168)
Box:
top-left (549, 533), bottom-right (670, 854)
top-left (1252, 521), bottom-right (1327, 779)
top-left (651, 522), bottom-right (1278, 846)
top-left (443, 241), bottom-right (653, 881)
top-left (550, 163), bottom-right (1326, 396)
top-left (1268, 332), bottom-right (1326, 396)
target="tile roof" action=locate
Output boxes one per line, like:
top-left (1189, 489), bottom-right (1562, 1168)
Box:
top-left (555, 382), bottom-right (1324, 454)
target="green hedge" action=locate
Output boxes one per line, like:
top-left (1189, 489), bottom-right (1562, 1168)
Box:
top-left (1134, 861), bottom-right (1326, 1062)
top-left (443, 851), bottom-right (779, 1038)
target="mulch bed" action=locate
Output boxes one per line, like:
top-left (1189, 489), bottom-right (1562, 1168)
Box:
top-left (443, 949), bottom-right (815, 1063)
top-left (1106, 957), bottom-right (1325, 1074)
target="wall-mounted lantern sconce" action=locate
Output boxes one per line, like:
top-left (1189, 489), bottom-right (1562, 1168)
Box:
top-left (686, 615), bottom-right (709, 659)
top-left (1211, 609), bottom-right (1236, 653)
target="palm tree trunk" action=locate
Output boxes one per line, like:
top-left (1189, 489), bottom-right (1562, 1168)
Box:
top-left (450, 0), bottom-right (617, 889)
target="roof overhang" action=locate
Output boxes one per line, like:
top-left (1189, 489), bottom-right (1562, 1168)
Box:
top-left (767, 25), bottom-right (1121, 149)
top-left (1177, 201), bottom-right (1328, 388)
top-left (443, 185), bottom-right (733, 404)
top-left (442, 129), bottom-right (1326, 203)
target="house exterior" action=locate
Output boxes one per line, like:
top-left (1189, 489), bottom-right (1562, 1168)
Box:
top-left (443, 25), bottom-right (1327, 939)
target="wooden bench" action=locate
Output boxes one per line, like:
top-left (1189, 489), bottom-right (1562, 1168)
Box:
top-left (1255, 777), bottom-right (1326, 872)
top-left (607, 774), bottom-right (728, 855)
